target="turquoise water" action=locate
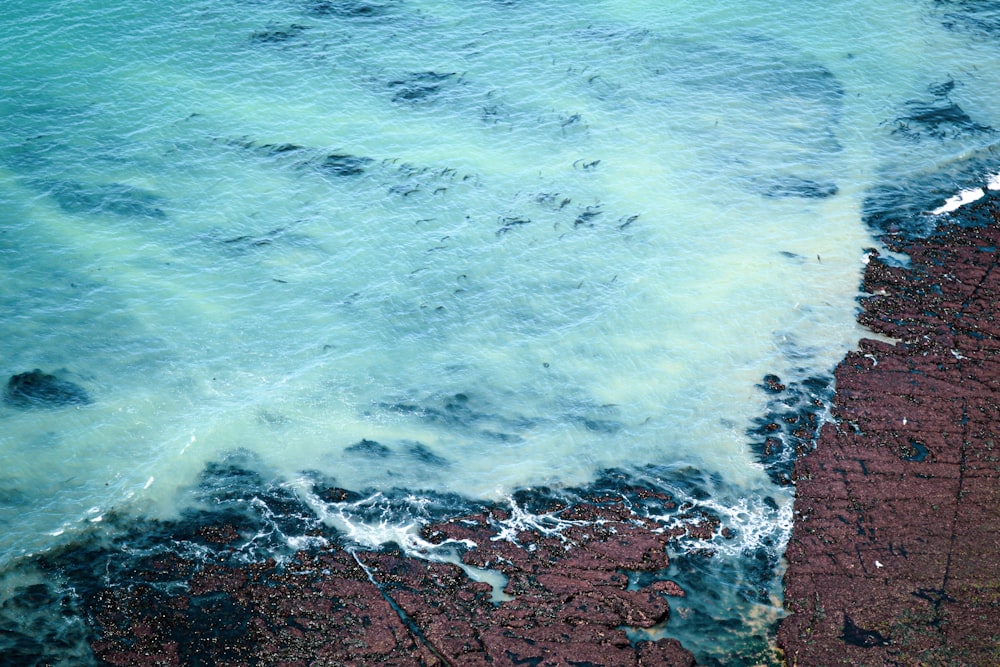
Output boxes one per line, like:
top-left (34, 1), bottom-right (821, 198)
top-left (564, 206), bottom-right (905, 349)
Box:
top-left (2, 0), bottom-right (999, 662)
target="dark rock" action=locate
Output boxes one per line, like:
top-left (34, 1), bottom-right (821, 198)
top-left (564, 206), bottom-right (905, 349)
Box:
top-left (196, 455), bottom-right (268, 501)
top-left (862, 183), bottom-right (943, 238)
top-left (840, 613), bottom-right (891, 647)
top-left (316, 486), bottom-right (365, 503)
top-left (19, 471), bottom-right (704, 666)
top-left (4, 369), bottom-right (91, 408)
top-left (761, 374), bottom-right (785, 393)
top-left (748, 374), bottom-right (831, 485)
top-left (864, 150), bottom-right (1000, 238)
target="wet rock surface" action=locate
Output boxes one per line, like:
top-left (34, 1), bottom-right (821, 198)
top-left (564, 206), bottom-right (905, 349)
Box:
top-left (778, 192), bottom-right (1000, 665)
top-left (26, 473), bottom-right (702, 666)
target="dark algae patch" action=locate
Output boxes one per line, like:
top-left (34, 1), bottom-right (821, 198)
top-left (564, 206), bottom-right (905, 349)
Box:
top-left (778, 190), bottom-right (1000, 665)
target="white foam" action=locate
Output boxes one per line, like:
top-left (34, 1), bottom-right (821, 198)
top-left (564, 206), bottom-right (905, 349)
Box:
top-left (648, 491), bottom-right (794, 559)
top-left (286, 534), bottom-right (329, 552)
top-left (490, 496), bottom-right (595, 546)
top-left (291, 480), bottom-right (515, 600)
top-left (930, 186), bottom-right (986, 215)
top-left (292, 482), bottom-right (475, 556)
top-left (930, 171), bottom-right (1000, 215)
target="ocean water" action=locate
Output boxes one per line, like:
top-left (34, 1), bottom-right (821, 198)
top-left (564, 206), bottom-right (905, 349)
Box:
top-left (2, 0), bottom-right (999, 663)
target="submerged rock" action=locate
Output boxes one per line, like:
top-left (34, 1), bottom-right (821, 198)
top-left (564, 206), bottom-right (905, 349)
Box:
top-left (249, 24), bottom-right (308, 44)
top-left (937, 0), bottom-right (1000, 38)
top-left (44, 180), bottom-right (166, 219)
top-left (748, 373), bottom-right (831, 485)
top-left (405, 442), bottom-right (449, 466)
top-left (309, 0), bottom-right (391, 18)
top-left (345, 438), bottom-right (392, 457)
top-left (759, 175), bottom-right (839, 199)
top-left (4, 370), bottom-right (91, 409)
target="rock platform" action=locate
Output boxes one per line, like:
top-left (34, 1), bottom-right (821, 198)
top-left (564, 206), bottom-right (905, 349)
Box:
top-left (52, 482), bottom-right (702, 667)
top-left (777, 194), bottom-right (1000, 665)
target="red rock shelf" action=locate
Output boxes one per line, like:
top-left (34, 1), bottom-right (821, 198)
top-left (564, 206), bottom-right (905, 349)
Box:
top-left (85, 490), bottom-right (701, 666)
top-left (777, 195), bottom-right (1000, 665)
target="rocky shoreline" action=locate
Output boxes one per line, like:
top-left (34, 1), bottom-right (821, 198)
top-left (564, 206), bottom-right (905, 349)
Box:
top-left (6, 189), bottom-right (999, 667)
top-left (777, 190), bottom-right (1000, 665)
top-left (10, 467), bottom-right (721, 666)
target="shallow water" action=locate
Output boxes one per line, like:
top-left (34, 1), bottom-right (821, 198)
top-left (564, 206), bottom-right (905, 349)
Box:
top-left (2, 0), bottom-right (1000, 663)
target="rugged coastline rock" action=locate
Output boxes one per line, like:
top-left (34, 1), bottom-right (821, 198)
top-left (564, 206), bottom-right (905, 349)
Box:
top-left (777, 193), bottom-right (1000, 665)
top-left (26, 477), bottom-right (702, 666)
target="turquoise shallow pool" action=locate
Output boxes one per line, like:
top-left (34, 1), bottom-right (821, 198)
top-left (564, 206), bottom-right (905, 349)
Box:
top-left (2, 0), bottom-right (999, 662)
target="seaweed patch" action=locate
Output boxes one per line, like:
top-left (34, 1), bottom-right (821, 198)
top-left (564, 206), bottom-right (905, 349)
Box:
top-left (496, 216), bottom-right (530, 235)
top-left (249, 24), bottom-right (309, 44)
top-left (388, 71), bottom-right (459, 103)
top-left (888, 79), bottom-right (994, 141)
top-left (319, 152), bottom-right (373, 176)
top-left (935, 0), bottom-right (1000, 39)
